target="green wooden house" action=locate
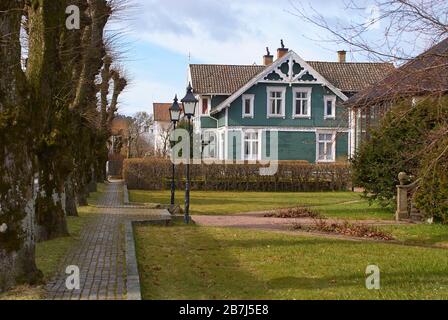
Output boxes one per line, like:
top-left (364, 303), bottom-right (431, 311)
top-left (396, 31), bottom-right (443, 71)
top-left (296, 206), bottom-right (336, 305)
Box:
top-left (189, 44), bottom-right (394, 163)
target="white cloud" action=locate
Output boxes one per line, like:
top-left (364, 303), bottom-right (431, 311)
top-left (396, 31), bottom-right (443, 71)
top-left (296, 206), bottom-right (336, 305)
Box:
top-left (132, 0), bottom-right (341, 64)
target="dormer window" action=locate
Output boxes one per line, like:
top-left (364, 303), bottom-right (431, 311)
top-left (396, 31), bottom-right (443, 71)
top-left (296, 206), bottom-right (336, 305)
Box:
top-left (324, 96), bottom-right (336, 119)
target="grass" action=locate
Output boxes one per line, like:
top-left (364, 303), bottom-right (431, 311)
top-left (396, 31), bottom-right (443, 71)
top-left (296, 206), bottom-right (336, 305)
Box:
top-left (380, 224), bottom-right (448, 247)
top-left (0, 185), bottom-right (104, 300)
top-left (135, 224), bottom-right (448, 300)
top-left (130, 190), bottom-right (393, 220)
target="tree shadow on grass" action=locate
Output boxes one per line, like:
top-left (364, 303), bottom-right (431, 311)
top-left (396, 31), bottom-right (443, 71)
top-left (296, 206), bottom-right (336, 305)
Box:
top-left (267, 270), bottom-right (448, 291)
top-left (136, 225), bottom-right (270, 300)
top-left (137, 225), bottom-right (448, 300)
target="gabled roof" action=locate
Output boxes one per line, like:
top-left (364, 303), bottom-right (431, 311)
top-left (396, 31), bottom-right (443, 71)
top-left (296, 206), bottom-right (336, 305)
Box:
top-left (190, 64), bottom-right (265, 95)
top-left (307, 61), bottom-right (394, 93)
top-left (346, 37), bottom-right (448, 107)
top-left (207, 50), bottom-right (351, 114)
top-left (190, 55), bottom-right (394, 97)
top-left (153, 103), bottom-right (172, 122)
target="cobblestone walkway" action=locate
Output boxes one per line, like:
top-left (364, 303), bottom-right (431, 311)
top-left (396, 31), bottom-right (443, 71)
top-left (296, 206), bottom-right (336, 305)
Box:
top-left (46, 181), bottom-right (168, 300)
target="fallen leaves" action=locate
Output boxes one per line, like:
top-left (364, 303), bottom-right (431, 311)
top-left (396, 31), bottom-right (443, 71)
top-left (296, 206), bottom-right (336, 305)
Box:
top-left (264, 207), bottom-right (322, 219)
top-left (293, 219), bottom-right (395, 241)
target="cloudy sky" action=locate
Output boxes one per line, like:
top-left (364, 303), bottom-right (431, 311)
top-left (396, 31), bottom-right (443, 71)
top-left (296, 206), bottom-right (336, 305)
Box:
top-left (114, 0), bottom-right (415, 116)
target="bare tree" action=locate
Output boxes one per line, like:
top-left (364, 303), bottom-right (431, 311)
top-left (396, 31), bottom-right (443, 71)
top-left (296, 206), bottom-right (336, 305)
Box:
top-left (127, 112), bottom-right (153, 158)
top-left (157, 126), bottom-right (172, 158)
top-left (291, 0), bottom-right (448, 62)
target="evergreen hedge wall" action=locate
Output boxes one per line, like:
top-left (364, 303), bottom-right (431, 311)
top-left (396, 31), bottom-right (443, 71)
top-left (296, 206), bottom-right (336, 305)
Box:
top-left (123, 158), bottom-right (352, 192)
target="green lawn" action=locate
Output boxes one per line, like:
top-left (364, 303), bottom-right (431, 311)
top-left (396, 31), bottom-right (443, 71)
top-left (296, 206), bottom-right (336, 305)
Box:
top-left (135, 224), bottom-right (448, 300)
top-left (130, 190), bottom-right (393, 220)
top-left (381, 224), bottom-right (448, 247)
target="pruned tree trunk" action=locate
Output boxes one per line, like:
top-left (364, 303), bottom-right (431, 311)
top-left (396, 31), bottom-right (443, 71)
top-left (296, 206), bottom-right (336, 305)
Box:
top-left (26, 0), bottom-right (69, 242)
top-left (65, 176), bottom-right (78, 217)
top-left (0, 0), bottom-right (42, 292)
top-left (34, 165), bottom-right (69, 242)
top-left (88, 166), bottom-right (98, 193)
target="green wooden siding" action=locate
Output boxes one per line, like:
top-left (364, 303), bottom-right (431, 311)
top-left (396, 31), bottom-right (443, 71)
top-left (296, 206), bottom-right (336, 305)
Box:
top-left (227, 83), bottom-right (348, 128)
top-left (226, 130), bottom-right (348, 163)
top-left (197, 81), bottom-right (350, 162)
top-left (211, 96), bottom-right (228, 109)
top-left (276, 131), bottom-right (316, 162)
top-left (336, 132), bottom-right (349, 161)
top-left (200, 116), bottom-right (218, 129)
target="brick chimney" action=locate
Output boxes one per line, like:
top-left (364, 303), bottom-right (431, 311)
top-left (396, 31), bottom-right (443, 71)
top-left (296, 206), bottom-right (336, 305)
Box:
top-left (277, 39), bottom-right (288, 60)
top-left (263, 47), bottom-right (274, 65)
top-left (338, 50), bottom-right (347, 63)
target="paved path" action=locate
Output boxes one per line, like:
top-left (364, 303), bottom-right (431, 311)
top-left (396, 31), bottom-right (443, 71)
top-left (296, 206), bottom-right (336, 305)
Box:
top-left (46, 181), bottom-right (168, 300)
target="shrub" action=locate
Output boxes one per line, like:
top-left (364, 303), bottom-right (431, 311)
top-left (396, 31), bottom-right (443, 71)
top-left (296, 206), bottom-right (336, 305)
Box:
top-left (352, 97), bottom-right (448, 208)
top-left (123, 158), bottom-right (352, 192)
top-left (415, 131), bottom-right (448, 223)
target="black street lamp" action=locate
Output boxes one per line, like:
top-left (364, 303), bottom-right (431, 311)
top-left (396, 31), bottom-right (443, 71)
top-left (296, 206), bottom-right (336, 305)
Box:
top-left (181, 83), bottom-right (198, 224)
top-left (169, 95), bottom-right (181, 209)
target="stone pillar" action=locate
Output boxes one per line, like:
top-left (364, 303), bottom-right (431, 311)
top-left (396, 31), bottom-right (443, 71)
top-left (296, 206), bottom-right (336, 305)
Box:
top-left (396, 172), bottom-right (409, 221)
top-left (396, 186), bottom-right (409, 221)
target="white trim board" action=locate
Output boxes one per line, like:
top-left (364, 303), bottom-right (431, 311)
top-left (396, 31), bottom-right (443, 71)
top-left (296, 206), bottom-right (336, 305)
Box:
top-left (225, 126), bottom-right (350, 133)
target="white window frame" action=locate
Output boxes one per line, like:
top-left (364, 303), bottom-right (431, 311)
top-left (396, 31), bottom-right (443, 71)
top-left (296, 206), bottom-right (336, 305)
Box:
top-left (243, 130), bottom-right (260, 161)
top-left (316, 130), bottom-right (336, 163)
top-left (242, 94), bottom-right (255, 118)
top-left (292, 87), bottom-right (312, 119)
top-left (324, 95), bottom-right (337, 119)
top-left (266, 87), bottom-right (286, 119)
top-left (201, 97), bottom-right (211, 116)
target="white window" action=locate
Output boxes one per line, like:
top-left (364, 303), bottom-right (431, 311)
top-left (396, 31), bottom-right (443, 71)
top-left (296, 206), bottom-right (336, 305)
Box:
top-left (293, 88), bottom-right (312, 118)
top-left (267, 87), bottom-right (286, 118)
top-left (244, 131), bottom-right (259, 161)
top-left (324, 96), bottom-right (336, 119)
top-left (242, 94), bottom-right (254, 118)
top-left (317, 132), bottom-right (336, 162)
top-left (202, 131), bottom-right (217, 159)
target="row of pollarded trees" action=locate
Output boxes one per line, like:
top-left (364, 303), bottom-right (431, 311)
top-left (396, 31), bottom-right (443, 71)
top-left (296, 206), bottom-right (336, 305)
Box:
top-left (0, 0), bottom-right (128, 292)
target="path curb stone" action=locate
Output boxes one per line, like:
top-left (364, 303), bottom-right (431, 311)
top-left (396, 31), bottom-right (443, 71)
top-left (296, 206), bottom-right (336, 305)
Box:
top-left (123, 184), bottom-right (130, 205)
top-left (125, 221), bottom-right (142, 300)
top-left (124, 209), bottom-right (172, 301)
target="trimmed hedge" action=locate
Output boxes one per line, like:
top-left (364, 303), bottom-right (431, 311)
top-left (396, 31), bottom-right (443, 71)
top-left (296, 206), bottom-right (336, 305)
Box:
top-left (123, 158), bottom-right (352, 192)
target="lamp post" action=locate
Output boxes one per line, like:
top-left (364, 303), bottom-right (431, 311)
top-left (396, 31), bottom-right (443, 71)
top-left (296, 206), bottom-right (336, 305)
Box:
top-left (169, 95), bottom-right (181, 209)
top-left (181, 83), bottom-right (198, 224)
